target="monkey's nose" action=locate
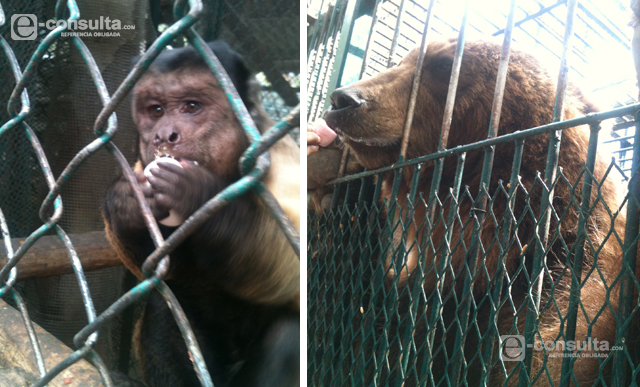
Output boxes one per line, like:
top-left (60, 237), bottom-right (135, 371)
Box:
top-left (330, 87), bottom-right (364, 110)
top-left (153, 131), bottom-right (180, 146)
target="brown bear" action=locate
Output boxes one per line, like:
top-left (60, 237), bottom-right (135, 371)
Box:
top-left (316, 38), bottom-right (628, 386)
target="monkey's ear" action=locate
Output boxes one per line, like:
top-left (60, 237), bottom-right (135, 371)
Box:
top-left (207, 41), bottom-right (252, 103)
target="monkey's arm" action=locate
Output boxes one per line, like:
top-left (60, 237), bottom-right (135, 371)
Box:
top-left (147, 162), bottom-right (299, 308)
top-left (102, 170), bottom-right (168, 279)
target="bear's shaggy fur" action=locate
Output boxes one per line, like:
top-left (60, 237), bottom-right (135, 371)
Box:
top-left (322, 39), bottom-right (627, 385)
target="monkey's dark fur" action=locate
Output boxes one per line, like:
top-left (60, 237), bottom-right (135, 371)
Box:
top-left (102, 41), bottom-right (300, 387)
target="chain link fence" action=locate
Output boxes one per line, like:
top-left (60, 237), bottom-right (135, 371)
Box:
top-left (0, 0), bottom-right (300, 385)
top-left (308, 0), bottom-right (640, 385)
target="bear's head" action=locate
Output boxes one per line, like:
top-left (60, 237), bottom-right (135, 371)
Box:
top-left (324, 39), bottom-right (561, 169)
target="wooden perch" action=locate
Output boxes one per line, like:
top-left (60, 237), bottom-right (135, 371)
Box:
top-left (0, 298), bottom-right (104, 386)
top-left (0, 231), bottom-right (122, 280)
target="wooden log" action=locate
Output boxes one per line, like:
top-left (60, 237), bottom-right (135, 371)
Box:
top-left (0, 298), bottom-right (104, 386)
top-left (0, 231), bottom-right (122, 280)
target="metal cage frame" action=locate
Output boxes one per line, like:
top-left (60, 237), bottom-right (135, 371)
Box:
top-left (0, 0), bottom-right (300, 386)
top-left (307, 0), bottom-right (640, 385)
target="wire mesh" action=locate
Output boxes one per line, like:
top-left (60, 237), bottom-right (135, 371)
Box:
top-left (307, 0), bottom-right (640, 385)
top-left (0, 0), bottom-right (300, 386)
top-left (308, 108), bottom-right (640, 387)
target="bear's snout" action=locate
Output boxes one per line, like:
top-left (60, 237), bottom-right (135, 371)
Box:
top-left (329, 87), bottom-right (365, 111)
top-left (324, 86), bottom-right (366, 137)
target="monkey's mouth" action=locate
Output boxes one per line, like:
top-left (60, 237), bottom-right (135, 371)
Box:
top-left (151, 153), bottom-right (199, 168)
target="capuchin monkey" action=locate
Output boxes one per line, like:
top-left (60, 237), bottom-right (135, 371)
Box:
top-left (102, 41), bottom-right (300, 387)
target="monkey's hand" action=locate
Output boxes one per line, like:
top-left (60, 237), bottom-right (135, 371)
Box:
top-left (145, 161), bottom-right (221, 221)
top-left (103, 174), bottom-right (165, 276)
top-left (104, 174), bottom-right (170, 232)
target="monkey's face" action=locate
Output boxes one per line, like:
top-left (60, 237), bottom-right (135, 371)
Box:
top-left (132, 68), bottom-right (249, 180)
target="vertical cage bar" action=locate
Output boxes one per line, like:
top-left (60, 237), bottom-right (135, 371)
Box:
top-left (420, 153), bottom-right (466, 382)
top-left (322, 0), bottom-right (364, 113)
top-left (331, 0), bottom-right (386, 183)
top-left (559, 122), bottom-right (600, 386)
top-left (481, 138), bottom-right (525, 384)
top-left (388, 0), bottom-right (408, 68)
top-left (408, 0), bottom-right (470, 381)
top-left (308, 0), bottom-right (329, 59)
top-left (612, 110), bottom-right (640, 385)
top-left (426, 0), bottom-right (470, 221)
top-left (330, 147), bottom-right (351, 209)
top-left (448, 0), bottom-right (517, 382)
top-left (307, 10), bottom-right (329, 109)
top-left (358, 0), bottom-right (383, 79)
top-left (308, 0), bottom-right (348, 122)
top-left (377, 6), bottom-right (439, 367)
top-left (394, 164), bottom-right (423, 385)
top-left (520, 1), bottom-right (579, 384)
top-left (397, 0), bottom-right (437, 161)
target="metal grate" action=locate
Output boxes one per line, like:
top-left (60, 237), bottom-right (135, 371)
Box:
top-left (307, 0), bottom-right (637, 173)
top-left (308, 0), bottom-right (640, 385)
top-left (0, 0), bottom-right (300, 386)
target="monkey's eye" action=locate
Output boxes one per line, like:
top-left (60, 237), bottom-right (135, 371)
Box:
top-left (181, 101), bottom-right (201, 115)
top-left (149, 105), bottom-right (164, 118)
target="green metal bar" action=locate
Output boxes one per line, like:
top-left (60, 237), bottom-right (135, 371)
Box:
top-left (558, 123), bottom-right (601, 385)
top-left (420, 153), bottom-right (466, 382)
top-left (366, 173), bottom-right (387, 383)
top-left (395, 164), bottom-right (424, 385)
top-left (373, 168), bottom-right (405, 383)
top-left (612, 110), bottom-right (640, 385)
top-left (188, 32), bottom-right (260, 144)
top-left (387, 0), bottom-right (408, 68)
top-left (372, 0), bottom-right (434, 350)
top-left (324, 103), bottom-right (640, 186)
top-left (242, 106), bottom-right (300, 174)
top-left (358, 0), bottom-right (383, 79)
top-left (349, 176), bottom-right (375, 382)
top-left (481, 138), bottom-right (525, 384)
top-left (377, 0), bottom-right (439, 371)
top-left (398, 0), bottom-right (437, 159)
top-left (448, 0), bottom-right (517, 382)
top-left (425, 0), bottom-right (470, 224)
top-left (373, 171), bottom-right (384, 204)
top-left (520, 1), bottom-right (579, 385)
top-left (322, 0), bottom-right (362, 113)
top-left (307, 0), bottom-right (328, 59)
top-left (308, 0), bottom-right (346, 122)
top-left (332, 0), bottom-right (384, 192)
top-left (411, 0), bottom-right (471, 380)
top-left (417, 12), bottom-right (471, 365)
top-left (317, 201), bottom-right (347, 384)
top-left (329, 184), bottom-right (343, 210)
top-left (330, 143), bottom-right (351, 210)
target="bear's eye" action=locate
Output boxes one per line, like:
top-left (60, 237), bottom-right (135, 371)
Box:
top-left (432, 58), bottom-right (454, 74)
